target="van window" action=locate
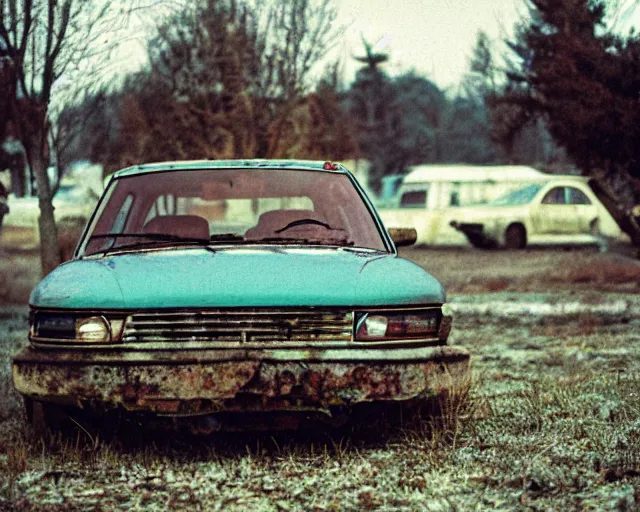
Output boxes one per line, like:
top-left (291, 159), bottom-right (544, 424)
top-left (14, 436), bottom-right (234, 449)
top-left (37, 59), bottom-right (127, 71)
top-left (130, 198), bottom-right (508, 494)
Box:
top-left (400, 190), bottom-right (427, 208)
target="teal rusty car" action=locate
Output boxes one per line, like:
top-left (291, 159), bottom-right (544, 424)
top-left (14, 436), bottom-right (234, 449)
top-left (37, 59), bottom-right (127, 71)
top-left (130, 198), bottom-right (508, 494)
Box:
top-left (12, 160), bottom-right (470, 433)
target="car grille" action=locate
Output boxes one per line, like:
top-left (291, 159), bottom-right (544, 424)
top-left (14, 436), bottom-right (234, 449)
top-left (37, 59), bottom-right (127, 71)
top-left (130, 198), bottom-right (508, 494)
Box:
top-left (122, 310), bottom-right (354, 344)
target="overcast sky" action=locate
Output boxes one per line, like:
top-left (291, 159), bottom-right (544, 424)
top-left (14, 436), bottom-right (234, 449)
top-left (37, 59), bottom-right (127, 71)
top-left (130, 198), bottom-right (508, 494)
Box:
top-left (106, 0), bottom-right (640, 92)
top-left (334, 0), bottom-right (522, 89)
top-left (334, 0), bottom-right (640, 89)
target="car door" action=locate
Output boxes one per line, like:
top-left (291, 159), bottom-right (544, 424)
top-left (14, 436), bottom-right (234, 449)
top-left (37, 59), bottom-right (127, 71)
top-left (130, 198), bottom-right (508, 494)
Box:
top-left (531, 186), bottom-right (579, 234)
top-left (566, 186), bottom-right (598, 233)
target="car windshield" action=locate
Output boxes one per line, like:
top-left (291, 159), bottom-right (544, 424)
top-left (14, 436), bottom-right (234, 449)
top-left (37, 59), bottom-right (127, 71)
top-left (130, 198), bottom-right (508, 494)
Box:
top-left (489, 184), bottom-right (543, 206)
top-left (79, 168), bottom-right (387, 256)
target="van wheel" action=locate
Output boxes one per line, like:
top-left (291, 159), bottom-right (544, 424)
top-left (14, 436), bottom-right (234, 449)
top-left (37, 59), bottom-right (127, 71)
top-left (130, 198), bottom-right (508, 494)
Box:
top-left (504, 224), bottom-right (526, 250)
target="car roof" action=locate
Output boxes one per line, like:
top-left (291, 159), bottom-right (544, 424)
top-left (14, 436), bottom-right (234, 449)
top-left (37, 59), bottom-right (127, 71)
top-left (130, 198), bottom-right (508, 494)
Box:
top-left (538, 178), bottom-right (590, 187)
top-left (111, 160), bottom-right (349, 179)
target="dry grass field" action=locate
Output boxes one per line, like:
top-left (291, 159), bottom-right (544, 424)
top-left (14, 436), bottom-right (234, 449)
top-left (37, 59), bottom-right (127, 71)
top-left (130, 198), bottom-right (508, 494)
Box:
top-left (1, 237), bottom-right (640, 510)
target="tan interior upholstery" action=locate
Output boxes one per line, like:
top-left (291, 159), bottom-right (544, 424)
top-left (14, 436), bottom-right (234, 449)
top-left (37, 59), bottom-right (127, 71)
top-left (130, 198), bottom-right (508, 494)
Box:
top-left (244, 209), bottom-right (323, 240)
top-left (143, 215), bottom-right (210, 240)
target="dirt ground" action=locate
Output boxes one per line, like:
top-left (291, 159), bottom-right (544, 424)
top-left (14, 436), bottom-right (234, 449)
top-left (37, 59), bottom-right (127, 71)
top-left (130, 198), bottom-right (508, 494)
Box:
top-left (1, 242), bottom-right (640, 510)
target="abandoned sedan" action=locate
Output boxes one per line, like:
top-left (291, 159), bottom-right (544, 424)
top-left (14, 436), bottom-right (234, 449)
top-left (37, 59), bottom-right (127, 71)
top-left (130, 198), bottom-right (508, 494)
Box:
top-left (13, 160), bottom-right (469, 432)
top-left (449, 178), bottom-right (603, 250)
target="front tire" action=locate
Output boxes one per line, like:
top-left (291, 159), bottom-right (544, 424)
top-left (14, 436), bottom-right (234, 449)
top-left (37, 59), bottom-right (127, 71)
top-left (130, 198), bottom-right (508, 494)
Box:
top-left (24, 398), bottom-right (65, 439)
top-left (504, 224), bottom-right (527, 250)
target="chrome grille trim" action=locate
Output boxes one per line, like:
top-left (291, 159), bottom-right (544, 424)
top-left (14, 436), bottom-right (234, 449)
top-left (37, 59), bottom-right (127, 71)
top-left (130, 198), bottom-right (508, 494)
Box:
top-left (122, 310), bottom-right (354, 344)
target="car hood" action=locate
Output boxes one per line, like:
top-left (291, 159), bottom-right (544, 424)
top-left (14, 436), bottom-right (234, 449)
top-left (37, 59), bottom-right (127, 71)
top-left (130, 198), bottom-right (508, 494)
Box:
top-left (30, 247), bottom-right (445, 309)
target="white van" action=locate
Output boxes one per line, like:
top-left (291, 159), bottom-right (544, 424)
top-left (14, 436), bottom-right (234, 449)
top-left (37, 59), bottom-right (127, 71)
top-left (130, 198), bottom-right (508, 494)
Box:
top-left (377, 165), bottom-right (623, 246)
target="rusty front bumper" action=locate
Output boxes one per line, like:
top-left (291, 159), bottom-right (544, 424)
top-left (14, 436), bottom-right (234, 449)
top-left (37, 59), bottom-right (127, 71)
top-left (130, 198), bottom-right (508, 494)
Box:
top-left (12, 346), bottom-right (470, 416)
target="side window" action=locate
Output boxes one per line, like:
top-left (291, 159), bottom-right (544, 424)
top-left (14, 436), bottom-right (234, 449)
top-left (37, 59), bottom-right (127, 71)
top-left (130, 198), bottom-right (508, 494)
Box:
top-left (541, 187), bottom-right (565, 205)
top-left (400, 190), bottom-right (427, 208)
top-left (567, 187), bottom-right (592, 205)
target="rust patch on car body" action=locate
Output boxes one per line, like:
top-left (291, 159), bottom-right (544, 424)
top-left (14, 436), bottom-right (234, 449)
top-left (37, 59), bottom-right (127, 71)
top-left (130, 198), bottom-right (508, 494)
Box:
top-left (12, 346), bottom-right (470, 416)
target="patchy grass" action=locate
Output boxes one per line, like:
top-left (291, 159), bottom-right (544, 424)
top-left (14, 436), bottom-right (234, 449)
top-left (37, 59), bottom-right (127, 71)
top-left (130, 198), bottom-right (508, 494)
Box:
top-left (0, 251), bottom-right (38, 304)
top-left (552, 255), bottom-right (640, 286)
top-left (1, 304), bottom-right (640, 509)
top-left (0, 221), bottom-right (85, 305)
top-left (401, 246), bottom-right (640, 294)
top-left (0, 309), bottom-right (28, 425)
top-left (1, 246), bottom-right (640, 508)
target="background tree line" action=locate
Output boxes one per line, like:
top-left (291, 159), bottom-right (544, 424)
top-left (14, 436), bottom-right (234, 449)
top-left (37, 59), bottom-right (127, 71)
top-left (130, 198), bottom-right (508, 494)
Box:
top-left (56, 6), bottom-right (550, 191)
top-left (3, 0), bottom-right (640, 274)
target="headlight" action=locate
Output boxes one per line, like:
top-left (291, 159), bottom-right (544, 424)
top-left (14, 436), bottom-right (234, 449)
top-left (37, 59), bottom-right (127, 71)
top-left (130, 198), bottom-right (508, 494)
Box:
top-left (31, 312), bottom-right (124, 343)
top-left (355, 309), bottom-right (442, 341)
top-left (76, 317), bottom-right (110, 342)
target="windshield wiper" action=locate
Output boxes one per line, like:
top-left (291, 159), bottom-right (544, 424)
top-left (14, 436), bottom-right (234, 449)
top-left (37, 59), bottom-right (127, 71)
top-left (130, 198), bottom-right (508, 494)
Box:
top-left (89, 233), bottom-right (212, 242)
top-left (88, 233), bottom-right (216, 255)
top-left (208, 233), bottom-right (245, 242)
top-left (252, 237), bottom-right (355, 246)
top-left (86, 233), bottom-right (357, 255)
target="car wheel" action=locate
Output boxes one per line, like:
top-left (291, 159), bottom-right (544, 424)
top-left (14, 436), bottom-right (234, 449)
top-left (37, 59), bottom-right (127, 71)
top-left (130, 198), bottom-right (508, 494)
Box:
top-left (25, 398), bottom-right (59, 438)
top-left (504, 224), bottom-right (526, 250)
top-left (589, 219), bottom-right (608, 252)
top-left (27, 399), bottom-right (105, 445)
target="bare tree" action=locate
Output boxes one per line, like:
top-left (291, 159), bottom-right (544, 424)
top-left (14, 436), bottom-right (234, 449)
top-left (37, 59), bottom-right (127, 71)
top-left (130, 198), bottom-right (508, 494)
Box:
top-left (259, 0), bottom-right (342, 157)
top-left (258, 0), bottom-right (340, 101)
top-left (0, 1), bottom-right (107, 273)
top-left (0, 0), bottom-right (173, 275)
top-left (98, 0), bottom-right (342, 169)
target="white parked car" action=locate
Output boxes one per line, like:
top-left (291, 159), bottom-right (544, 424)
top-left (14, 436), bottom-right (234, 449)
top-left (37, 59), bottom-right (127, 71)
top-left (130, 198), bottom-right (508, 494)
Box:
top-left (377, 167), bottom-right (624, 247)
top-left (449, 179), bottom-right (606, 249)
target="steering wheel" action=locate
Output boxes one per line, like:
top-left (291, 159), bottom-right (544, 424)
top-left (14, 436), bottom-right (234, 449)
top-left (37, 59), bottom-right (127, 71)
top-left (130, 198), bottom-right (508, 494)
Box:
top-left (274, 218), bottom-right (333, 234)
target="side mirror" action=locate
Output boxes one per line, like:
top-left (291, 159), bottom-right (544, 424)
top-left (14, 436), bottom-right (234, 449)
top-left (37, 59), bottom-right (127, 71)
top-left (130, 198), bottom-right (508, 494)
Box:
top-left (388, 227), bottom-right (417, 247)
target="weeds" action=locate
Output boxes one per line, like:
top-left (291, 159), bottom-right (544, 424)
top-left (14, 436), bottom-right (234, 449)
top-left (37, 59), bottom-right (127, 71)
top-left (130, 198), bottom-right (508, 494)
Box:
top-left (4, 436), bottom-right (28, 478)
top-left (1, 287), bottom-right (640, 508)
top-left (556, 258), bottom-right (640, 285)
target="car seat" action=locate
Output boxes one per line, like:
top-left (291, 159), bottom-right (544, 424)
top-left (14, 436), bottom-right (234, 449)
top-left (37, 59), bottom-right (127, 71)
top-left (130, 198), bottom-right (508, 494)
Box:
top-left (143, 214), bottom-right (210, 240)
